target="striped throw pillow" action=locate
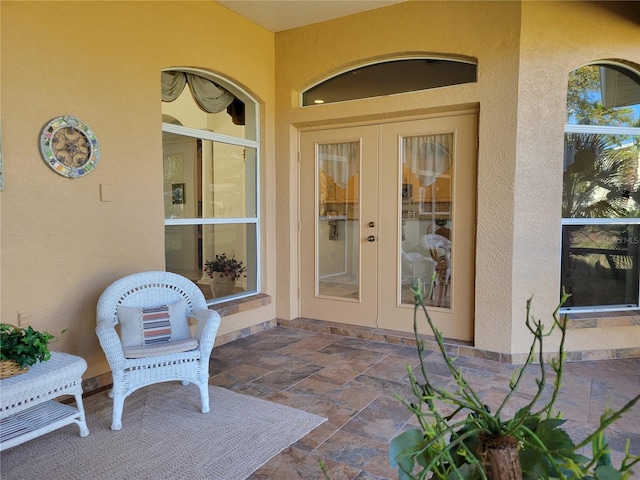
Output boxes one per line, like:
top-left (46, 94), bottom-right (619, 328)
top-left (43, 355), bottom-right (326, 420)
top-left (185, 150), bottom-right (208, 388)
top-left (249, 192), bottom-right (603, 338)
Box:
top-left (140, 305), bottom-right (172, 345)
top-left (117, 299), bottom-right (191, 347)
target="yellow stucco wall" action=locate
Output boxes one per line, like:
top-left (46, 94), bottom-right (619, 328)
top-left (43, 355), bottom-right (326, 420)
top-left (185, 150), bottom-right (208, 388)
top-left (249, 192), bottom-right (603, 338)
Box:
top-left (0, 1), bottom-right (276, 379)
top-left (274, 1), bottom-right (640, 355)
top-left (514, 1), bottom-right (640, 354)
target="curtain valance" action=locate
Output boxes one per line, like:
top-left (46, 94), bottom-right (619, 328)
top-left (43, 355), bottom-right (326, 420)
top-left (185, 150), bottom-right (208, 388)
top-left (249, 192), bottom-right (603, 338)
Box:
top-left (161, 71), bottom-right (245, 125)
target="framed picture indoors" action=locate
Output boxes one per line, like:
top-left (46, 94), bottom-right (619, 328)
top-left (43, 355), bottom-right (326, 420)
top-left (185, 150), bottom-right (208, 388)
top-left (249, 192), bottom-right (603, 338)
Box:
top-left (172, 183), bottom-right (185, 205)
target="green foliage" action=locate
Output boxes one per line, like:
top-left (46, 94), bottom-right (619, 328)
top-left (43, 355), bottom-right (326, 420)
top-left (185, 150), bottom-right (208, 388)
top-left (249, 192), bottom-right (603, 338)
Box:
top-left (389, 284), bottom-right (640, 479)
top-left (566, 66), bottom-right (636, 127)
top-left (563, 65), bottom-right (640, 219)
top-left (0, 323), bottom-right (64, 370)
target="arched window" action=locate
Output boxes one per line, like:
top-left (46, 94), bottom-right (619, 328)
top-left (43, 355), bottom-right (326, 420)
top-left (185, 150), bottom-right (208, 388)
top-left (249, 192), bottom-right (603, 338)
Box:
top-left (561, 62), bottom-right (640, 311)
top-left (161, 68), bottom-right (260, 303)
top-left (302, 57), bottom-right (477, 106)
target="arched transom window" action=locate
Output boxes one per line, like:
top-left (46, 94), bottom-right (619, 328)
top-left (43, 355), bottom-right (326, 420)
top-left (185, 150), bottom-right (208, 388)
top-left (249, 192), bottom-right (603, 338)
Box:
top-left (302, 57), bottom-right (477, 106)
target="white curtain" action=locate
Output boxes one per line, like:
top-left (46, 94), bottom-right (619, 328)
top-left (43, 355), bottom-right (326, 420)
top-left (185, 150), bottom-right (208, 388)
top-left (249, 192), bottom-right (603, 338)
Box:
top-left (318, 142), bottom-right (359, 188)
top-left (161, 71), bottom-right (234, 113)
top-left (402, 134), bottom-right (452, 187)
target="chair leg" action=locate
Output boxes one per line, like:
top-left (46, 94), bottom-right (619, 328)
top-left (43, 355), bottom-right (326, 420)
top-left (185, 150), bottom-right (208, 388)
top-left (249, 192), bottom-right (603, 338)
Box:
top-left (111, 393), bottom-right (125, 430)
top-left (199, 382), bottom-right (210, 414)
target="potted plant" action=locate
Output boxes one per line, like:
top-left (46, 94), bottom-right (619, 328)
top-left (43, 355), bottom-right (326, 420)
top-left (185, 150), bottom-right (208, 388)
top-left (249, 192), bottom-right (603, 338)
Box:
top-left (0, 323), bottom-right (63, 378)
top-left (204, 253), bottom-right (247, 298)
top-left (389, 284), bottom-right (640, 479)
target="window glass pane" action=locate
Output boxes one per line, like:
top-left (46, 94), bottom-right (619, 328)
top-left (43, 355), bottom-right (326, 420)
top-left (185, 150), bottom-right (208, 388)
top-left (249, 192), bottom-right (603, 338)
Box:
top-left (302, 58), bottom-right (476, 106)
top-left (563, 132), bottom-right (640, 219)
top-left (204, 142), bottom-right (257, 219)
top-left (202, 223), bottom-right (257, 300)
top-left (567, 65), bottom-right (640, 127)
top-left (561, 224), bottom-right (639, 308)
top-left (317, 142), bottom-right (360, 300)
top-left (400, 133), bottom-right (453, 308)
top-left (164, 223), bottom-right (257, 301)
top-left (163, 134), bottom-right (199, 220)
top-left (163, 136), bottom-right (257, 220)
top-left (165, 224), bottom-right (201, 276)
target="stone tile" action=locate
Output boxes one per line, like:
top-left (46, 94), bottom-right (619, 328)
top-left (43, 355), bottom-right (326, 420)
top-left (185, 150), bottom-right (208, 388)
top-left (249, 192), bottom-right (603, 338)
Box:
top-left (241, 352), bottom-right (303, 369)
top-left (311, 358), bottom-right (379, 385)
top-left (363, 354), bottom-right (421, 383)
top-left (288, 377), bottom-right (379, 410)
top-left (208, 364), bottom-right (271, 389)
top-left (340, 395), bottom-right (412, 443)
top-left (354, 470), bottom-right (393, 480)
top-left (288, 334), bottom-right (344, 351)
top-left (233, 381), bottom-right (280, 398)
top-left (254, 326), bottom-right (319, 339)
top-left (294, 422), bottom-right (341, 452)
top-left (251, 362), bottom-right (324, 390)
top-left (247, 334), bottom-right (306, 351)
top-left (318, 344), bottom-right (386, 363)
top-left (261, 389), bottom-right (323, 410)
top-left (346, 374), bottom-right (414, 402)
top-left (279, 348), bottom-right (342, 367)
top-left (293, 401), bottom-right (360, 451)
top-left (306, 400), bottom-right (360, 428)
top-left (460, 355), bottom-right (507, 373)
top-left (331, 337), bottom-right (373, 348)
top-left (314, 430), bottom-right (397, 479)
top-left (361, 341), bottom-right (424, 358)
top-left (249, 446), bottom-right (362, 480)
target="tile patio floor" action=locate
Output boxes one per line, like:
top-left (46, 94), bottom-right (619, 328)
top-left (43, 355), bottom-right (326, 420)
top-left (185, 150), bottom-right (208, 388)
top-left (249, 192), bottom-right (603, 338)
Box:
top-left (208, 326), bottom-right (640, 480)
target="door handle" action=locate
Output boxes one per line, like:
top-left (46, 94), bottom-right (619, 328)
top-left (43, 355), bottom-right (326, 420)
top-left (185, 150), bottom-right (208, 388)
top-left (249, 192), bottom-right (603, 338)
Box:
top-left (367, 235), bottom-right (376, 242)
top-left (369, 222), bottom-right (375, 228)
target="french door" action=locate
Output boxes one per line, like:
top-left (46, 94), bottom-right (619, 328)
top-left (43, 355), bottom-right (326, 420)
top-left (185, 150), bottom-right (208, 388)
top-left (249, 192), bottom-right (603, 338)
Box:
top-left (299, 114), bottom-right (477, 341)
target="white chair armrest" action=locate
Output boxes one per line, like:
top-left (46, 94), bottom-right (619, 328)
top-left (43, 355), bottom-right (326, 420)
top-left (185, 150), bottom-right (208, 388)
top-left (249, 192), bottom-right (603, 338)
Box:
top-left (95, 322), bottom-right (126, 372)
top-left (192, 309), bottom-right (221, 358)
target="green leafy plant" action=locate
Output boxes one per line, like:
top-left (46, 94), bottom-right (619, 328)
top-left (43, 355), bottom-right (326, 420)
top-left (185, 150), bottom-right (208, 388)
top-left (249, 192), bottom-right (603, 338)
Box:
top-left (389, 284), bottom-right (640, 479)
top-left (0, 323), bottom-right (64, 370)
top-left (204, 253), bottom-right (247, 281)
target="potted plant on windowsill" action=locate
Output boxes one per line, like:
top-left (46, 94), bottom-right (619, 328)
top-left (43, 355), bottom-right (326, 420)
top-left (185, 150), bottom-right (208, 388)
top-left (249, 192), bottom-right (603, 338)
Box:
top-left (389, 285), bottom-right (640, 480)
top-left (0, 323), bottom-right (64, 379)
top-left (204, 253), bottom-right (247, 298)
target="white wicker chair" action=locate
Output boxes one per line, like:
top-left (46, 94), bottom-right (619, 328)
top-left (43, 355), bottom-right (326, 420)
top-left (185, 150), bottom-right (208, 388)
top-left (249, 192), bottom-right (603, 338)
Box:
top-left (96, 271), bottom-right (221, 430)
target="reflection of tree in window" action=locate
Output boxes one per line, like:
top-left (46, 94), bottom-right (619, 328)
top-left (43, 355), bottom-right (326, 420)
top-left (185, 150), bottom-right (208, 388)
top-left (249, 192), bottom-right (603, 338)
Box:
top-left (563, 133), bottom-right (639, 219)
top-left (561, 64), bottom-right (640, 310)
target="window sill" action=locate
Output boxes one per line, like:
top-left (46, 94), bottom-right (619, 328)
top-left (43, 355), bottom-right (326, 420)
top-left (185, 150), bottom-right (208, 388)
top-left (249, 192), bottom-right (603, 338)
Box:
top-left (208, 293), bottom-right (271, 318)
top-left (565, 310), bottom-right (640, 329)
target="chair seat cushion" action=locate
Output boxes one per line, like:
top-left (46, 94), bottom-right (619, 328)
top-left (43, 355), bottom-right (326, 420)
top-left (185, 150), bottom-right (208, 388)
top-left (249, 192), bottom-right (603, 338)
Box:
top-left (123, 338), bottom-right (200, 359)
top-left (117, 299), bottom-right (191, 347)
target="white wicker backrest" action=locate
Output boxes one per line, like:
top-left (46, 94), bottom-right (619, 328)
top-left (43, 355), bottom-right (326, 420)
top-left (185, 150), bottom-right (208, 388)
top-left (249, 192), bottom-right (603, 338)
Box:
top-left (97, 271), bottom-right (208, 327)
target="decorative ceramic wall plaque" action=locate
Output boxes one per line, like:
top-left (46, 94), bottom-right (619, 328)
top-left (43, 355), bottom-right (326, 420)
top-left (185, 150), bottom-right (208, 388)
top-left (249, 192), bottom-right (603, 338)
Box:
top-left (39, 115), bottom-right (100, 178)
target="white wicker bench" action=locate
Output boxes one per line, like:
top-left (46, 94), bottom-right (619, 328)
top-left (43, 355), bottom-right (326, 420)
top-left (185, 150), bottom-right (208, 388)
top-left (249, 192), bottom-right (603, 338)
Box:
top-left (0, 351), bottom-right (89, 450)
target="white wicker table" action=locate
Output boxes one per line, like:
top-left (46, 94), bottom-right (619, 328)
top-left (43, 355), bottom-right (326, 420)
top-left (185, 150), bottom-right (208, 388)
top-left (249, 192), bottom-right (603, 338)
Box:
top-left (0, 351), bottom-right (89, 451)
